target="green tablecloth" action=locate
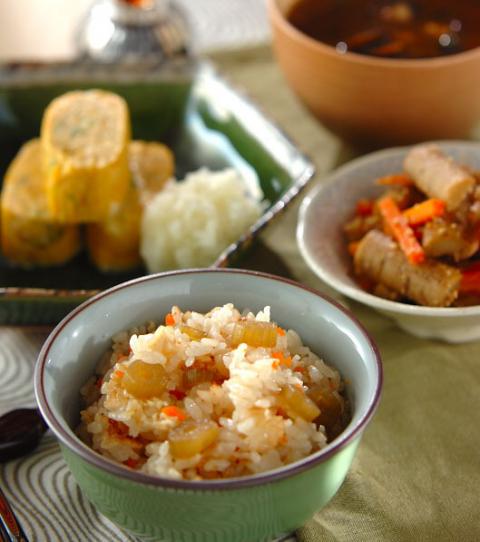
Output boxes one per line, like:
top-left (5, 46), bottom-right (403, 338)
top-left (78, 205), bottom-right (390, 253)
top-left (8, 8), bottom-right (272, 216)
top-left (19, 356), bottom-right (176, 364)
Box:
top-left (211, 46), bottom-right (480, 542)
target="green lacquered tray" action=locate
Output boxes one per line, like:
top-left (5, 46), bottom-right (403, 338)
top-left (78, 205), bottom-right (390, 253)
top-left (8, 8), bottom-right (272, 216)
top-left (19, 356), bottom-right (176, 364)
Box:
top-left (0, 59), bottom-right (315, 325)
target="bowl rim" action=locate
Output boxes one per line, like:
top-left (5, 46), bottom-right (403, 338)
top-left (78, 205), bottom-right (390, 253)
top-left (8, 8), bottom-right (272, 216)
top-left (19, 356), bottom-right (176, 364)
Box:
top-left (35, 268), bottom-right (383, 490)
top-left (297, 140), bottom-right (480, 317)
top-left (267, 0), bottom-right (480, 69)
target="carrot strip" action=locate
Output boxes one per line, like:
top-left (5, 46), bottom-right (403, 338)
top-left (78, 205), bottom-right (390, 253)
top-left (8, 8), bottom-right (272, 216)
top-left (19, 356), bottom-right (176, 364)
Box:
top-left (114, 370), bottom-right (125, 379)
top-left (403, 198), bottom-right (445, 226)
top-left (348, 241), bottom-right (360, 256)
top-left (376, 173), bottom-right (413, 187)
top-left (165, 313), bottom-right (175, 326)
top-left (276, 327), bottom-right (286, 337)
top-left (460, 269), bottom-right (480, 294)
top-left (355, 198), bottom-right (374, 216)
top-left (378, 196), bottom-right (426, 264)
top-left (161, 406), bottom-right (187, 421)
top-left (370, 40), bottom-right (405, 57)
top-left (462, 261), bottom-right (480, 274)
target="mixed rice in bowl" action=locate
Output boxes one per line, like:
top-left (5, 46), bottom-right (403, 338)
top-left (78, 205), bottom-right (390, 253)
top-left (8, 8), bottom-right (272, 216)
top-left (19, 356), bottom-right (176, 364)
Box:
top-left (78, 303), bottom-right (349, 480)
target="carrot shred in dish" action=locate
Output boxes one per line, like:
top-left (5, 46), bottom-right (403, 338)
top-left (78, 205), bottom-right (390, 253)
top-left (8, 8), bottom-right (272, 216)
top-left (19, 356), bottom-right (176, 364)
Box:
top-left (114, 370), bottom-right (125, 378)
top-left (462, 261), bottom-right (480, 274)
top-left (403, 198), bottom-right (445, 226)
top-left (460, 267), bottom-right (480, 294)
top-left (124, 458), bottom-right (140, 469)
top-left (378, 196), bottom-right (426, 265)
top-left (165, 313), bottom-right (175, 326)
top-left (371, 40), bottom-right (405, 56)
top-left (376, 173), bottom-right (413, 187)
top-left (348, 241), bottom-right (360, 255)
top-left (161, 406), bottom-right (187, 420)
top-left (276, 327), bottom-right (286, 336)
top-left (355, 198), bottom-right (374, 216)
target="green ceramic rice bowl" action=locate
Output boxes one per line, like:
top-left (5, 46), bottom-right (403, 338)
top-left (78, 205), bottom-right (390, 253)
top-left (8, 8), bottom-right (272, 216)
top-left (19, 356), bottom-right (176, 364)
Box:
top-left (35, 269), bottom-right (382, 542)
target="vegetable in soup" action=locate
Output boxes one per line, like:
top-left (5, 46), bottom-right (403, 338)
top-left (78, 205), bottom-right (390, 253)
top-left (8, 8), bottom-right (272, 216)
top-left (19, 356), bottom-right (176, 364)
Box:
top-left (288, 0), bottom-right (480, 59)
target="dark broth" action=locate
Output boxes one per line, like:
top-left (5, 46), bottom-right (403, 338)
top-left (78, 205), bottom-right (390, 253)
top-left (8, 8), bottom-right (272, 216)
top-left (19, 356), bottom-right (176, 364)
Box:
top-left (288, 0), bottom-right (480, 59)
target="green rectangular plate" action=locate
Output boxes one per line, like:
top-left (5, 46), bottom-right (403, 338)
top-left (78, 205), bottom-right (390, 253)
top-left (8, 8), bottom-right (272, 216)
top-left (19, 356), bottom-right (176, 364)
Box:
top-left (0, 59), bottom-right (315, 325)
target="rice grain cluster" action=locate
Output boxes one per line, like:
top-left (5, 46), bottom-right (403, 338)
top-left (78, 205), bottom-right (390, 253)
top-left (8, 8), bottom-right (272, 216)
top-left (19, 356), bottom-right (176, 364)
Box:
top-left (140, 169), bottom-right (263, 271)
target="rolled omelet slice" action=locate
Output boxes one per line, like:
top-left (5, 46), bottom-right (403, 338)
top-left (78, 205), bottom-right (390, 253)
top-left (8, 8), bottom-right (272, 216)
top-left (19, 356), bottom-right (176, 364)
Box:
top-left (86, 141), bottom-right (174, 271)
top-left (1, 139), bottom-right (81, 267)
top-left (41, 89), bottom-right (131, 222)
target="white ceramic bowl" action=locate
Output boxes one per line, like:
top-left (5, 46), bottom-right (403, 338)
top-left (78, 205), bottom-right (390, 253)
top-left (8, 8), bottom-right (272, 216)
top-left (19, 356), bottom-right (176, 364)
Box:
top-left (297, 141), bottom-right (480, 343)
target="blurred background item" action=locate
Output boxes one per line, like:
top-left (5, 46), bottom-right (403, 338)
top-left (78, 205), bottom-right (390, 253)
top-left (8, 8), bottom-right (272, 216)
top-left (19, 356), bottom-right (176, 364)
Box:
top-left (0, 0), bottom-right (270, 62)
top-left (77, 0), bottom-right (190, 62)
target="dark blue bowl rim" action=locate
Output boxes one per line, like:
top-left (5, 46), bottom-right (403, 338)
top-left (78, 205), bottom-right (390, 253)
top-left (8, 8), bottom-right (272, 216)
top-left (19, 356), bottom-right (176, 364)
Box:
top-left (35, 268), bottom-right (383, 491)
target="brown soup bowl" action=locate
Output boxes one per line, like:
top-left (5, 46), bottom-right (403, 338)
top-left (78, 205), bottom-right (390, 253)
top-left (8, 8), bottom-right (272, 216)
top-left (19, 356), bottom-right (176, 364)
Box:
top-left (268, 0), bottom-right (480, 148)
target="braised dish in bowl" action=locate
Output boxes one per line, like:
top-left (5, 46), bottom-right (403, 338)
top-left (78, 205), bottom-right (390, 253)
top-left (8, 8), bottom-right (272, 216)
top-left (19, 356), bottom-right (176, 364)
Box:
top-left (297, 141), bottom-right (480, 342)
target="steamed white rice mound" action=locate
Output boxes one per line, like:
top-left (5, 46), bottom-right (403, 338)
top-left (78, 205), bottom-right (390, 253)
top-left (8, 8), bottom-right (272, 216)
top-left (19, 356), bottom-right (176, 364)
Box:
top-left (140, 168), bottom-right (263, 272)
top-left (78, 304), bottom-right (348, 481)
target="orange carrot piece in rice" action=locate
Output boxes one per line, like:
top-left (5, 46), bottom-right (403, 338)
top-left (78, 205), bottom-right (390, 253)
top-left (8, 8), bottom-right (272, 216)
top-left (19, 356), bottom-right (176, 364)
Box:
top-left (161, 406), bottom-right (187, 420)
top-left (403, 198), bottom-right (445, 226)
top-left (272, 352), bottom-right (292, 367)
top-left (165, 313), bottom-right (175, 326)
top-left (378, 196), bottom-right (426, 264)
top-left (276, 327), bottom-right (286, 336)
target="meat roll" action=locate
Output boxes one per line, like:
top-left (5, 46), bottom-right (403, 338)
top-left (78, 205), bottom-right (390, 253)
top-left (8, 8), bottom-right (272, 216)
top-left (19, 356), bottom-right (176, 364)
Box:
top-left (404, 144), bottom-right (475, 211)
top-left (354, 230), bottom-right (462, 307)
